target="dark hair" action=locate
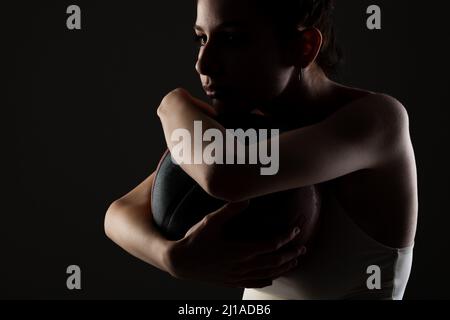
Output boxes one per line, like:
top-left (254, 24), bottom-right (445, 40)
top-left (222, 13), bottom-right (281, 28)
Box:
top-left (257, 0), bottom-right (343, 78)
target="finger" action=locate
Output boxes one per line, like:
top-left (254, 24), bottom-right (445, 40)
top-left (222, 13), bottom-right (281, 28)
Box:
top-left (240, 258), bottom-right (299, 282)
top-left (240, 245), bottom-right (306, 273)
top-left (269, 258), bottom-right (301, 280)
top-left (183, 201), bottom-right (249, 237)
top-left (239, 227), bottom-right (301, 256)
top-left (184, 216), bottom-right (206, 238)
top-left (204, 200), bottom-right (250, 227)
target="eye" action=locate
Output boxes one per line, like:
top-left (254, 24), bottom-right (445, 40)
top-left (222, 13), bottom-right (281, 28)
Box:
top-left (193, 32), bottom-right (247, 48)
top-left (193, 34), bottom-right (207, 47)
top-left (224, 34), bottom-right (237, 41)
top-left (219, 33), bottom-right (247, 46)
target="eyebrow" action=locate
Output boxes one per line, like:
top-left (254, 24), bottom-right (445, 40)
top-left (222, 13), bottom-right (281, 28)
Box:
top-left (193, 21), bottom-right (249, 32)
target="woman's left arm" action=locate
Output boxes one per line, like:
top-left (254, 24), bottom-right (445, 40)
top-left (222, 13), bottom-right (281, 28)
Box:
top-left (157, 88), bottom-right (410, 201)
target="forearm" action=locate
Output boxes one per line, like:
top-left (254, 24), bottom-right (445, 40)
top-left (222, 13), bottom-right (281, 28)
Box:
top-left (105, 200), bottom-right (173, 272)
top-left (157, 89), bottom-right (276, 201)
top-left (157, 89), bottom-right (228, 194)
top-left (104, 173), bottom-right (175, 273)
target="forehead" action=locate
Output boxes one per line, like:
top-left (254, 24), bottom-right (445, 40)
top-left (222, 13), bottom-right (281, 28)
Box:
top-left (195, 0), bottom-right (268, 31)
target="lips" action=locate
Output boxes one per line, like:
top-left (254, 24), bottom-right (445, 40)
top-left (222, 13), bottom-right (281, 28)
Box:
top-left (205, 91), bottom-right (223, 99)
top-left (203, 85), bottom-right (230, 99)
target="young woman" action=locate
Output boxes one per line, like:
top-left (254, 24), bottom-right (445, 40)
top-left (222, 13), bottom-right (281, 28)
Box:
top-left (105, 0), bottom-right (418, 300)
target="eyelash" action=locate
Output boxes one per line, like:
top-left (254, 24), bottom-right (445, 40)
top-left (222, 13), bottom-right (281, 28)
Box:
top-left (193, 34), bottom-right (207, 47)
top-left (193, 33), bottom-right (244, 47)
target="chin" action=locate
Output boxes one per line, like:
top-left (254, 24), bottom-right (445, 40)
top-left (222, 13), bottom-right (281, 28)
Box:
top-left (211, 98), bottom-right (256, 114)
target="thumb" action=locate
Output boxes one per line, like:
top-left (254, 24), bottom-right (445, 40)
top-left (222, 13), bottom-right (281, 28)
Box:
top-left (206, 200), bottom-right (250, 226)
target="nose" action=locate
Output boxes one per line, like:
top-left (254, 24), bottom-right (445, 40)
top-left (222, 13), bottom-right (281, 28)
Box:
top-left (195, 41), bottom-right (222, 78)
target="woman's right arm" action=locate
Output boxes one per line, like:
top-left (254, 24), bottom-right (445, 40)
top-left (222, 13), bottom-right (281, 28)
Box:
top-left (104, 170), bottom-right (307, 288)
top-left (104, 171), bottom-right (173, 273)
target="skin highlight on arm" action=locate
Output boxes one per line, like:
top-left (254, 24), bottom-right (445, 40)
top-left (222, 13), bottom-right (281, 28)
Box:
top-left (158, 89), bottom-right (410, 202)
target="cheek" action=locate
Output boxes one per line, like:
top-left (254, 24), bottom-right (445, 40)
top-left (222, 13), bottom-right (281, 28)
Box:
top-left (243, 65), bottom-right (292, 100)
top-left (212, 46), bottom-right (291, 104)
top-left (234, 49), bottom-right (291, 98)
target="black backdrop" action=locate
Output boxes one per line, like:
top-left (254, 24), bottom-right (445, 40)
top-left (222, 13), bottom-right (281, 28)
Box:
top-left (5, 0), bottom-right (450, 299)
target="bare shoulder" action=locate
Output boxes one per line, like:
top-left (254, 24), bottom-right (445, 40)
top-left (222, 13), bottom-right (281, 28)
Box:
top-left (362, 92), bottom-right (408, 123)
top-left (330, 91), bottom-right (410, 141)
top-left (339, 91), bottom-right (409, 126)
top-left (360, 93), bottom-right (411, 147)
top-left (320, 89), bottom-right (413, 171)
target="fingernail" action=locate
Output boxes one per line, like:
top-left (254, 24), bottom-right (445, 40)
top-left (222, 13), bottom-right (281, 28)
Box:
top-left (299, 246), bottom-right (307, 255)
top-left (293, 227), bottom-right (300, 235)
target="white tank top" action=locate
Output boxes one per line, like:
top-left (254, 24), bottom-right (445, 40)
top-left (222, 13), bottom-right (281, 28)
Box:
top-left (242, 191), bottom-right (414, 300)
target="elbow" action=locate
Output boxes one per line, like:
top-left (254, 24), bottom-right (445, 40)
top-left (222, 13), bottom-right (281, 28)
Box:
top-left (157, 88), bottom-right (190, 118)
top-left (104, 200), bottom-right (125, 241)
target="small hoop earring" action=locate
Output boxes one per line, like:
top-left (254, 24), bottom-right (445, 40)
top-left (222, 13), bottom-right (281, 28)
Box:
top-left (298, 68), bottom-right (304, 82)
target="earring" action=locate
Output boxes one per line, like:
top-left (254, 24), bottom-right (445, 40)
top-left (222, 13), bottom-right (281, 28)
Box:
top-left (298, 68), bottom-right (304, 82)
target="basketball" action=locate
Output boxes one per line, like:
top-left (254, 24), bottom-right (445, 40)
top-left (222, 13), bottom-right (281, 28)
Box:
top-left (151, 112), bottom-right (321, 244)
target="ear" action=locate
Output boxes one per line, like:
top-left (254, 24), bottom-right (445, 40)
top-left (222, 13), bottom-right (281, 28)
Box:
top-left (296, 27), bottom-right (323, 69)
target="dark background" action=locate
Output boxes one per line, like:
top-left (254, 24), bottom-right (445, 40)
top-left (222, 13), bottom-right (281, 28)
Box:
top-left (4, 0), bottom-right (449, 299)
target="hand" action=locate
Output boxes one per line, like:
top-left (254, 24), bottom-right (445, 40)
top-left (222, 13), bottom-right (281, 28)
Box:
top-left (165, 200), bottom-right (307, 289)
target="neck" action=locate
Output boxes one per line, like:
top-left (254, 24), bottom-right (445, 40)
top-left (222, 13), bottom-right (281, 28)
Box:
top-left (259, 66), bottom-right (338, 119)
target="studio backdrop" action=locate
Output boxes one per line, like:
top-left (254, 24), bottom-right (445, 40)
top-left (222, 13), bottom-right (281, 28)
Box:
top-left (5, 0), bottom-right (450, 299)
